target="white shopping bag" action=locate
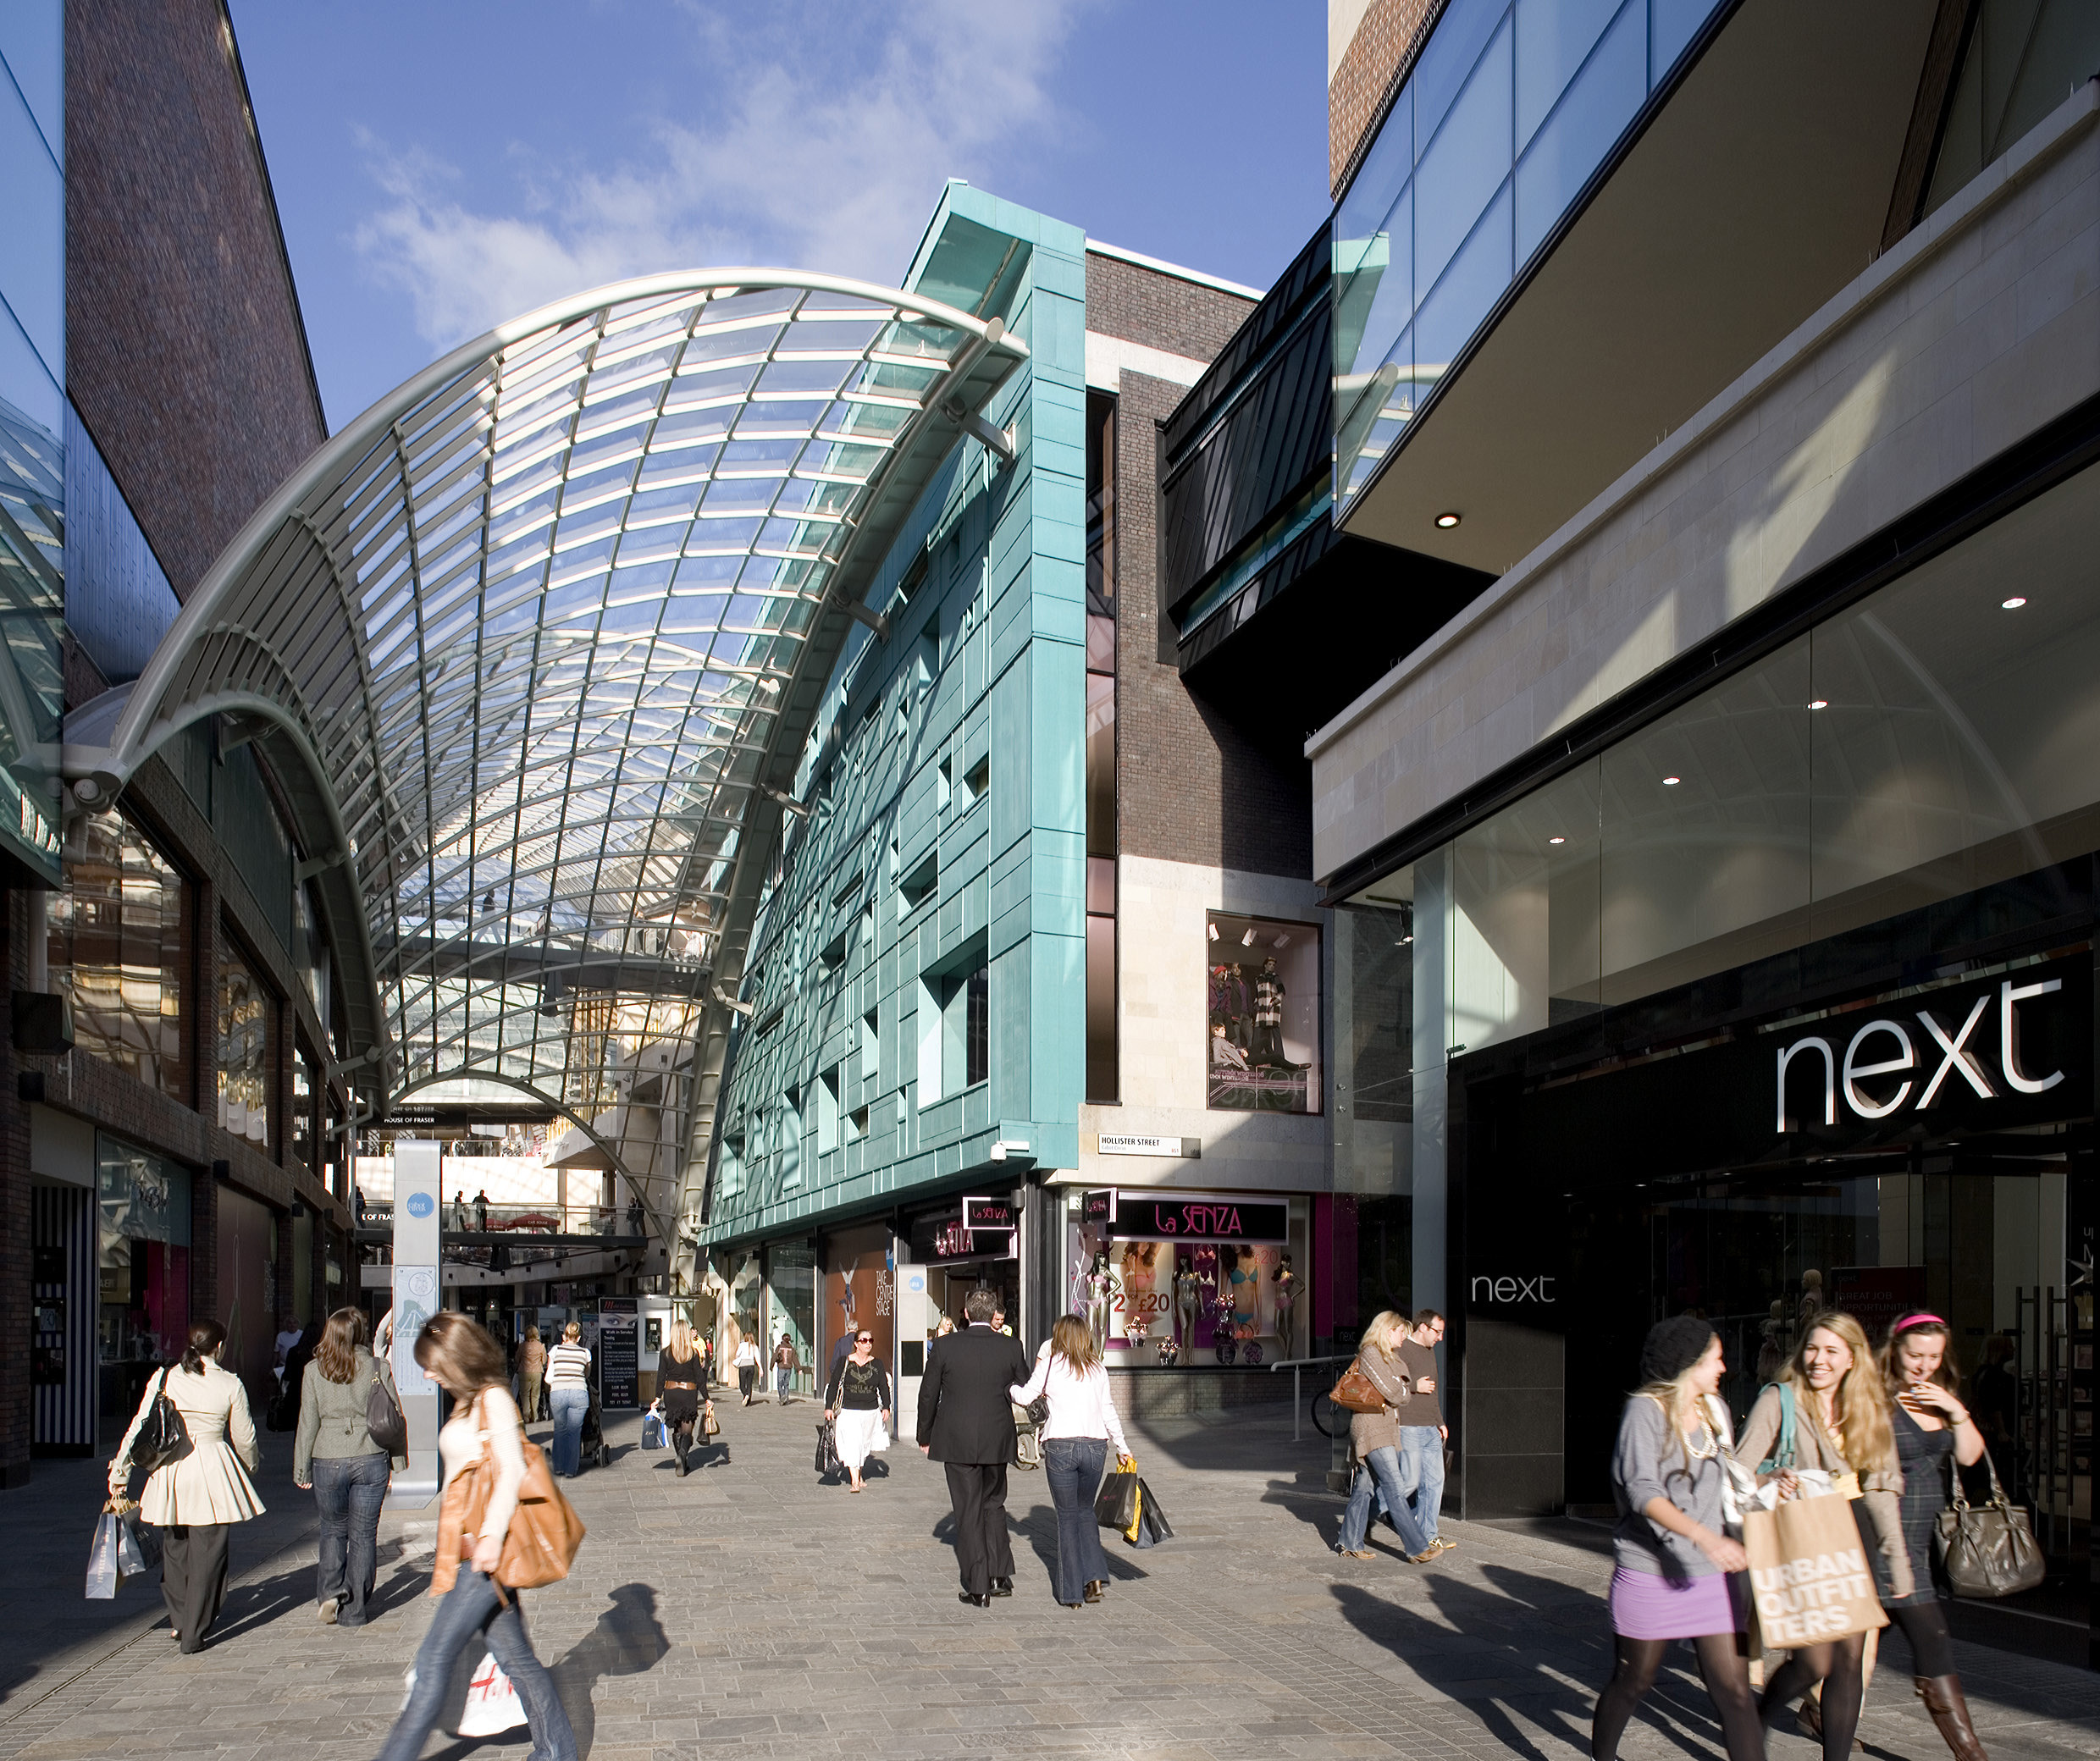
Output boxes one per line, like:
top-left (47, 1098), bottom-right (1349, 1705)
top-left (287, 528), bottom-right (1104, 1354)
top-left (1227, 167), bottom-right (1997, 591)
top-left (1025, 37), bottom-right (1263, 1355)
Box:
top-left (456, 1650), bottom-right (528, 1736)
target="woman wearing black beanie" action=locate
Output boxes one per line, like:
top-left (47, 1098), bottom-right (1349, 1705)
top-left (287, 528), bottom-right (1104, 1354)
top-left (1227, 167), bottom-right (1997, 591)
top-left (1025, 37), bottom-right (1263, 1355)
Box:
top-left (1592, 1315), bottom-right (1761, 1761)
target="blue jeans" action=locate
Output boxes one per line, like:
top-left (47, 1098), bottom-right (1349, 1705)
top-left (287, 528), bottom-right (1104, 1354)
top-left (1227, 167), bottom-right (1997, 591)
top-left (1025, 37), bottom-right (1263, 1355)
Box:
top-left (1042, 1437), bottom-right (1112, 1604)
top-left (550, 1388), bottom-right (589, 1477)
top-left (310, 1451), bottom-right (389, 1625)
top-left (1395, 1426), bottom-right (1445, 1543)
top-left (1339, 1444), bottom-right (1430, 1555)
top-left (377, 1567), bottom-right (576, 1761)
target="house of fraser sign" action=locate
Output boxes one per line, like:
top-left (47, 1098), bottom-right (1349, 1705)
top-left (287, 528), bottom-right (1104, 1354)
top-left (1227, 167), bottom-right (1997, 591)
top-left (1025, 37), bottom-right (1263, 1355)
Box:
top-left (1775, 971), bottom-right (2070, 1133)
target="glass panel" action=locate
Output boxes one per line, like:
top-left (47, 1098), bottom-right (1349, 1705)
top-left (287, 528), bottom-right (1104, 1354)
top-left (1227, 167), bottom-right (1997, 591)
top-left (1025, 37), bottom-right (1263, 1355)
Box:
top-left (1600, 638), bottom-right (1810, 1005)
top-left (1515, 0), bottom-right (1646, 265)
top-left (1086, 855), bottom-right (1115, 916)
top-left (1086, 670), bottom-right (1116, 858)
top-left (52, 813), bottom-right (187, 1101)
top-left (1650, 0), bottom-right (1721, 83)
top-left (1415, 183), bottom-right (1514, 389)
top-left (0, 78), bottom-right (63, 381)
top-left (97, 1135), bottom-right (191, 1409)
top-left (0, 0), bottom-right (63, 156)
top-left (1451, 759), bottom-right (1602, 1052)
top-left (1416, 0), bottom-right (1511, 156)
top-left (1207, 912), bottom-right (1321, 1113)
top-left (1809, 461), bottom-right (2100, 935)
top-left (1416, 14), bottom-right (1514, 298)
top-left (1086, 912), bottom-right (1117, 1103)
top-left (1335, 903), bottom-right (1414, 1195)
top-left (219, 941), bottom-right (273, 1149)
top-left (1515, 0), bottom-right (1626, 152)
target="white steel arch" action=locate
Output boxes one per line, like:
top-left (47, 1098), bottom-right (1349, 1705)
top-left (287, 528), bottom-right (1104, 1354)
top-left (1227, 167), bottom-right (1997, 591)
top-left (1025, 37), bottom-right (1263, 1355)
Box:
top-left (63, 273), bottom-right (1026, 1193)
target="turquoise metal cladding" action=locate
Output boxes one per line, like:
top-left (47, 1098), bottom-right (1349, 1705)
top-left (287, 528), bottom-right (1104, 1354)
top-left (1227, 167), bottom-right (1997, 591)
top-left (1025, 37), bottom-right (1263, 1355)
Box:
top-left (700, 188), bottom-right (1086, 1245)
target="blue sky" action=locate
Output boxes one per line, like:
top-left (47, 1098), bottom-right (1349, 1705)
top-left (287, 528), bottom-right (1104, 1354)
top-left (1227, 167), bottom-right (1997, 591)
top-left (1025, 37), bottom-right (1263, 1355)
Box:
top-left (230, 0), bottom-right (1329, 432)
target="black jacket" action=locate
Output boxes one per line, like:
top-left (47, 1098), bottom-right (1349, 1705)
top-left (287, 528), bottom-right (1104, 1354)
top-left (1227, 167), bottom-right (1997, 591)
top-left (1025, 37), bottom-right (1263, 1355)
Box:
top-left (916, 1325), bottom-right (1031, 1463)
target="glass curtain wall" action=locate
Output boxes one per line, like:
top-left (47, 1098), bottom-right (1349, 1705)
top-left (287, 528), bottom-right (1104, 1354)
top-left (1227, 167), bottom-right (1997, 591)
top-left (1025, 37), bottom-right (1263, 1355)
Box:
top-left (50, 813), bottom-right (188, 1101)
top-left (1085, 390), bottom-right (1119, 1101)
top-left (218, 939), bottom-right (273, 1149)
top-left (1334, 0), bottom-right (1728, 510)
top-left (97, 1133), bottom-right (191, 1419)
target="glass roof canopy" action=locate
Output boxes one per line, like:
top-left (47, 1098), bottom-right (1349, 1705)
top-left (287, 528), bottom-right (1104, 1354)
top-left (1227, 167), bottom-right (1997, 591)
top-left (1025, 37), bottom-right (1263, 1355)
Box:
top-left (62, 272), bottom-right (1026, 1179)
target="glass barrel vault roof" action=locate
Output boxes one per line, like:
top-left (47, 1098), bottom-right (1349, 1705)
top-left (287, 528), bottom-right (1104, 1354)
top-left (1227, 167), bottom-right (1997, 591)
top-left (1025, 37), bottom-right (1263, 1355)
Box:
top-left (64, 271), bottom-right (1025, 1135)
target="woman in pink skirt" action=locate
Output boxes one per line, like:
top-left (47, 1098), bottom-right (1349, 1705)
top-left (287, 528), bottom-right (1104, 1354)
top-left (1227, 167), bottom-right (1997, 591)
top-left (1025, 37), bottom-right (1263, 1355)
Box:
top-left (1592, 1315), bottom-right (1760, 1761)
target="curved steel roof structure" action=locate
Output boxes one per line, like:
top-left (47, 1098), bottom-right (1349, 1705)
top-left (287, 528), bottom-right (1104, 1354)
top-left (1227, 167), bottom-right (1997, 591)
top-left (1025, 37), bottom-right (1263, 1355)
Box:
top-left (60, 271), bottom-right (1027, 1212)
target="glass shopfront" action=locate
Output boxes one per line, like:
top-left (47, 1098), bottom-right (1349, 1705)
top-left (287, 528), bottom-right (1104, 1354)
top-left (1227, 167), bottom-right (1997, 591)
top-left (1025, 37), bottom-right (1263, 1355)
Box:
top-left (1065, 1189), bottom-right (1308, 1367)
top-left (97, 1133), bottom-right (191, 1421)
top-left (904, 1202), bottom-right (1018, 1345)
top-left (1337, 457), bottom-right (2100, 1569)
top-left (764, 1240), bottom-right (816, 1389)
top-left (821, 1221), bottom-right (894, 1372)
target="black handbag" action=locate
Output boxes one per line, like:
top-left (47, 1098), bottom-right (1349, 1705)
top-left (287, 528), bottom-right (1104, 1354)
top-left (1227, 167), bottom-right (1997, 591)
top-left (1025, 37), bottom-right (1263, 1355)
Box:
top-left (131, 1369), bottom-right (193, 1477)
top-left (814, 1417), bottom-right (841, 1477)
top-left (366, 1363), bottom-right (408, 1455)
top-left (1935, 1448), bottom-right (2046, 1598)
top-left (1025, 1394), bottom-right (1050, 1427)
top-left (1093, 1465), bottom-right (1140, 1531)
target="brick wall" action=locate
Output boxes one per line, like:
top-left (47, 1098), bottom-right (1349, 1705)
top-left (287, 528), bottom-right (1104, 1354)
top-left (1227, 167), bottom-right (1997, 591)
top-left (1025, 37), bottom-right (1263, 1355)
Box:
top-left (64, 0), bottom-right (327, 602)
top-left (1329, 0), bottom-right (1443, 197)
top-left (1085, 252), bottom-right (1251, 362)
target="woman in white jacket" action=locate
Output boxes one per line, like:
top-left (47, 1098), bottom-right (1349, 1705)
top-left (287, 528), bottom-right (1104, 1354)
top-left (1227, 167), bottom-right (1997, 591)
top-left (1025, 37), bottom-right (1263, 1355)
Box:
top-left (108, 1317), bottom-right (263, 1653)
top-left (1010, 1313), bottom-right (1133, 1608)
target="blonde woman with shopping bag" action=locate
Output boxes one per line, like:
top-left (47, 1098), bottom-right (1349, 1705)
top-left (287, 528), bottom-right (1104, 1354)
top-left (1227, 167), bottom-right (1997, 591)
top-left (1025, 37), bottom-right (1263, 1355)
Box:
top-left (1736, 1310), bottom-right (1908, 1760)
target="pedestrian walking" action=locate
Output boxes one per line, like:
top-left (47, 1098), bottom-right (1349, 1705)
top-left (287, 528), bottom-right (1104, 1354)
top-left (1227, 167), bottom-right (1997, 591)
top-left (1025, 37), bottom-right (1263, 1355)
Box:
top-left (1591, 1316), bottom-right (1761, 1761)
top-left (292, 1306), bottom-right (406, 1626)
top-left (515, 1326), bottom-right (547, 1425)
top-left (1333, 1311), bottom-right (1436, 1562)
top-left (546, 1322), bottom-right (593, 1478)
top-left (472, 1190), bottom-right (489, 1232)
top-left (1879, 1313), bottom-right (1992, 1760)
top-left (1008, 1313), bottom-right (1131, 1607)
top-left (450, 1192), bottom-right (469, 1233)
top-left (375, 1312), bottom-right (578, 1761)
top-left (772, 1333), bottom-right (800, 1404)
top-left (734, 1334), bottom-right (760, 1405)
top-left (108, 1318), bottom-right (264, 1653)
top-left (823, 1327), bottom-right (892, 1492)
top-left (659, 1319), bottom-right (716, 1477)
top-left (1738, 1309), bottom-right (1909, 1759)
top-left (1392, 1308), bottom-right (1453, 1553)
top-left (917, 1289), bottom-right (1031, 1605)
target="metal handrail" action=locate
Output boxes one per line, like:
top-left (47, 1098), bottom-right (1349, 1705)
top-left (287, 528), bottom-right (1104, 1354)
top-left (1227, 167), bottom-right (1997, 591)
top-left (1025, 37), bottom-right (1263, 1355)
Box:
top-left (1269, 1353), bottom-right (1352, 1444)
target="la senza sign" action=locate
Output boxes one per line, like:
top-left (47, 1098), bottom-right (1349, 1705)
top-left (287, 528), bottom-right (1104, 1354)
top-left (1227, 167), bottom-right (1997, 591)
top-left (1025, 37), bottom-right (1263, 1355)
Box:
top-left (1111, 1194), bottom-right (1288, 1244)
top-left (1775, 963), bottom-right (2081, 1134)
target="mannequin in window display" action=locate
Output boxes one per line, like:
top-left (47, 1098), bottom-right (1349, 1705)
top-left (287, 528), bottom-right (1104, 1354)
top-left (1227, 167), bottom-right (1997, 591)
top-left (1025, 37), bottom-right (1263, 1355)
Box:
top-left (1174, 1263), bottom-right (1202, 1353)
top-left (1271, 1254), bottom-right (1299, 1357)
top-left (1084, 1254), bottom-right (1119, 1353)
top-left (1212, 961), bottom-right (1253, 1053)
top-left (1798, 1268), bottom-right (1826, 1329)
top-left (1120, 1244), bottom-right (1162, 1347)
top-left (1209, 1021), bottom-right (1250, 1072)
top-left (1224, 1245), bottom-right (1263, 1339)
top-left (1252, 957), bottom-right (1299, 1067)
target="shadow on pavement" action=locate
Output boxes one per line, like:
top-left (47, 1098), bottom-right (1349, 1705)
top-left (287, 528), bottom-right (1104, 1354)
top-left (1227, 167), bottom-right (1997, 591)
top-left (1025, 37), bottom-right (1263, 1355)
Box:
top-left (551, 1582), bottom-right (670, 1758)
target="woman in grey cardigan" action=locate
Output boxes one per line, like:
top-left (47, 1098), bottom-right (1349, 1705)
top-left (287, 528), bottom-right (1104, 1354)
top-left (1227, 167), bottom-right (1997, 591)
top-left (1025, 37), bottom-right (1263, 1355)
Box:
top-left (1333, 1311), bottom-right (1434, 1561)
top-left (294, 1307), bottom-right (407, 1626)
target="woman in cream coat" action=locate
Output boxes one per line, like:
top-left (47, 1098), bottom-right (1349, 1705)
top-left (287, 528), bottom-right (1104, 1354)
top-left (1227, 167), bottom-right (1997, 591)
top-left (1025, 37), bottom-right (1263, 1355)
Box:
top-left (109, 1317), bottom-right (264, 1653)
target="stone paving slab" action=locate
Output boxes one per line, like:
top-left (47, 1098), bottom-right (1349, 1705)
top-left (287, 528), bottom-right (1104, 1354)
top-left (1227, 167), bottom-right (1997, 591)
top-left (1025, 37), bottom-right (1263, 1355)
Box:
top-left (3, 1390), bottom-right (2098, 1758)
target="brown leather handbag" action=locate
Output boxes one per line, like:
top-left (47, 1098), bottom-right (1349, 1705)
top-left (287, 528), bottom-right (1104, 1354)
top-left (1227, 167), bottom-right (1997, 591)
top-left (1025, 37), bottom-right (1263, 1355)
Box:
top-left (1330, 1354), bottom-right (1408, 1415)
top-left (434, 1409), bottom-right (587, 1594)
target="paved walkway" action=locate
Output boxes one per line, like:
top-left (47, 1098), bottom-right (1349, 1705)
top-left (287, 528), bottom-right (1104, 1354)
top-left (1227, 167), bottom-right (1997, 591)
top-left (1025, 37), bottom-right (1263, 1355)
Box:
top-left (2, 1392), bottom-right (2097, 1760)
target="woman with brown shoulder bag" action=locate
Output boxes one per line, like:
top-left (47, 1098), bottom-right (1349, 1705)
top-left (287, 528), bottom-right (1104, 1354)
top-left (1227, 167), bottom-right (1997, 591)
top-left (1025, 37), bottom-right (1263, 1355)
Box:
top-left (375, 1313), bottom-right (579, 1761)
top-left (1332, 1311), bottom-right (1435, 1563)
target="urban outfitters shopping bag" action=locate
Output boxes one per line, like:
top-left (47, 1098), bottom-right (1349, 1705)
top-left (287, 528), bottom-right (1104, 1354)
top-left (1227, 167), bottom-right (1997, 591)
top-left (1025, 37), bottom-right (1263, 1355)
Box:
top-left (1742, 1494), bottom-right (1887, 1648)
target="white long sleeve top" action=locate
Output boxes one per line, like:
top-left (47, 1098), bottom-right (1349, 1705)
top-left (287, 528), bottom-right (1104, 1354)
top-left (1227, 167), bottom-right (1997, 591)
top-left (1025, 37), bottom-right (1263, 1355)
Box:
top-left (1010, 1344), bottom-right (1130, 1456)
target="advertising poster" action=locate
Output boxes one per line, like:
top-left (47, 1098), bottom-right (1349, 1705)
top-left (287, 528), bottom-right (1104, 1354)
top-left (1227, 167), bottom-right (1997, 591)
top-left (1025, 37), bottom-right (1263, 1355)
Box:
top-left (598, 1297), bottom-right (639, 1408)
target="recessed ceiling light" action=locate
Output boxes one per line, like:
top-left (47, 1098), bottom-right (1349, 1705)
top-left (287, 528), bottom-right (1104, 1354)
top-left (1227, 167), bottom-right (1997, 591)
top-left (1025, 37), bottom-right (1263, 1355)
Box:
top-left (2002, 596), bottom-right (2026, 609)
top-left (1809, 699), bottom-right (1829, 710)
top-left (1662, 776), bottom-right (1681, 786)
top-left (1548, 836), bottom-right (1566, 845)
top-left (1434, 511), bottom-right (1461, 529)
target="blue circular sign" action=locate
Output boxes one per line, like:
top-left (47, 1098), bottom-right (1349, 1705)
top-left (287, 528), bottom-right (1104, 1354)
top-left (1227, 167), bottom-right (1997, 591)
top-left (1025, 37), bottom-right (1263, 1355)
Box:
top-left (908, 1274), bottom-right (925, 1293)
top-left (406, 1192), bottom-right (434, 1217)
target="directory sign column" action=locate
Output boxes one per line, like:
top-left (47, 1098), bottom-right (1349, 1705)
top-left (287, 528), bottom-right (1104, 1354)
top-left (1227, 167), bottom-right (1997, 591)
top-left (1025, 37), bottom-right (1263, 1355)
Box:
top-left (385, 1140), bottom-right (442, 1506)
top-left (598, 1297), bottom-right (639, 1408)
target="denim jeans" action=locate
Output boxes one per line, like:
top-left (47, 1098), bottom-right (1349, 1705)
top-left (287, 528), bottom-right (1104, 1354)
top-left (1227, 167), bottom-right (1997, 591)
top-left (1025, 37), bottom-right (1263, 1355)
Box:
top-left (1042, 1437), bottom-right (1112, 1605)
top-left (550, 1388), bottom-right (589, 1477)
top-left (1395, 1426), bottom-right (1445, 1543)
top-left (1339, 1444), bottom-right (1430, 1555)
top-left (775, 1365), bottom-right (793, 1401)
top-left (376, 1567), bottom-right (576, 1761)
top-left (310, 1451), bottom-right (390, 1624)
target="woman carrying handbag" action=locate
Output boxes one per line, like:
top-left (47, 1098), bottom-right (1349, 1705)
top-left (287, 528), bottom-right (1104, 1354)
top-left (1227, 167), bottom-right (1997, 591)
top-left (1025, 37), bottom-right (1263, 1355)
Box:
top-left (376, 1313), bottom-right (578, 1761)
top-left (1009, 1315), bottom-right (1131, 1606)
top-left (1878, 1314), bottom-right (1993, 1761)
top-left (108, 1317), bottom-right (263, 1653)
top-left (292, 1306), bottom-right (406, 1627)
top-left (1737, 1310), bottom-right (1909, 1761)
top-left (1332, 1311), bottom-right (1435, 1563)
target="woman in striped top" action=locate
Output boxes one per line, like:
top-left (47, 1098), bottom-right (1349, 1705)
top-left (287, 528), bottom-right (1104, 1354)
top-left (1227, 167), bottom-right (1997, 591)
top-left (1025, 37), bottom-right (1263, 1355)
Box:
top-left (547, 1322), bottom-right (593, 1478)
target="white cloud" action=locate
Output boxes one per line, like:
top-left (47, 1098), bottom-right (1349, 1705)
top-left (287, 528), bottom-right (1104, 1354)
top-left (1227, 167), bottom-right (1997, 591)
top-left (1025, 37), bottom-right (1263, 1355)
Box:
top-left (353, 0), bottom-right (1090, 350)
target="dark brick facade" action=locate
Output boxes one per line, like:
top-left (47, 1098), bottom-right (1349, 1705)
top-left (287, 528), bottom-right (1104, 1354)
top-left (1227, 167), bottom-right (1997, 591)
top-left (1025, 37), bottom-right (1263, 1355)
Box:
top-left (1080, 251), bottom-right (1315, 884)
top-left (64, 0), bottom-right (327, 603)
top-left (1329, 0), bottom-right (1443, 198)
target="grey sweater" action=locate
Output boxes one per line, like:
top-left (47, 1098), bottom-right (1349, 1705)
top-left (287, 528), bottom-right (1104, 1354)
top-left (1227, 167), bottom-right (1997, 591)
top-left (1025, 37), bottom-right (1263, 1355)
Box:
top-left (1611, 1394), bottom-right (1731, 1579)
top-left (294, 1346), bottom-right (408, 1483)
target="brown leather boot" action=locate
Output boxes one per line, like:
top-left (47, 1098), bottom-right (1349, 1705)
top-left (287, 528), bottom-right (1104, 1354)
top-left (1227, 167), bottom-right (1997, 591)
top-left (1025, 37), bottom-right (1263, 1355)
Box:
top-left (1915, 1675), bottom-right (1988, 1761)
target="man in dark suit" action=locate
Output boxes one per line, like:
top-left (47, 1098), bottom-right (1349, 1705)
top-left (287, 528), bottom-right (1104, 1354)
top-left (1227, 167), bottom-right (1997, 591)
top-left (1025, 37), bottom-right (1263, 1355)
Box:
top-left (918, 1287), bottom-right (1031, 1605)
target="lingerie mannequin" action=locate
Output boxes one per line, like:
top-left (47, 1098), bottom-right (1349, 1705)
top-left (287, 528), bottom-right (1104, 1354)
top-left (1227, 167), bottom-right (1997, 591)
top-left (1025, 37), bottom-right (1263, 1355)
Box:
top-left (1271, 1253), bottom-right (1299, 1357)
top-left (1085, 1253), bottom-right (1119, 1352)
top-left (1174, 1265), bottom-right (1202, 1350)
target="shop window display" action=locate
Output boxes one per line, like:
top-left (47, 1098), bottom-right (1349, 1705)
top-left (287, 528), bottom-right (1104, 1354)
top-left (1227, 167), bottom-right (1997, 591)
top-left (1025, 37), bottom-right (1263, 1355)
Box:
top-left (1207, 913), bottom-right (1322, 1112)
top-left (97, 1133), bottom-right (191, 1419)
top-left (218, 938), bottom-right (272, 1147)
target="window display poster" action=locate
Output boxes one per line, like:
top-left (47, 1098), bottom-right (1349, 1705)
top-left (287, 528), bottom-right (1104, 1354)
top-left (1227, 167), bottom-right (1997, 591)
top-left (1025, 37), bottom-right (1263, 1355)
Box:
top-left (598, 1297), bottom-right (639, 1408)
top-left (1208, 913), bottom-right (1321, 1113)
top-left (824, 1224), bottom-right (892, 1369)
